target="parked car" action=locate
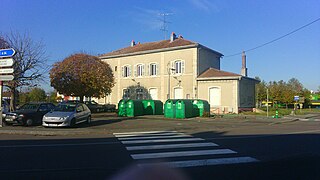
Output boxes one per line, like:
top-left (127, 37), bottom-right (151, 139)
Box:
top-left (104, 103), bottom-right (116, 112)
top-left (42, 102), bottom-right (91, 127)
top-left (1, 100), bottom-right (10, 118)
top-left (84, 101), bottom-right (106, 113)
top-left (4, 102), bottom-right (56, 126)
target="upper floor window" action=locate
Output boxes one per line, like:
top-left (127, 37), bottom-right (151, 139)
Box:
top-left (135, 64), bottom-right (144, 77)
top-left (172, 60), bottom-right (185, 74)
top-left (122, 65), bottom-right (131, 77)
top-left (150, 63), bottom-right (158, 76)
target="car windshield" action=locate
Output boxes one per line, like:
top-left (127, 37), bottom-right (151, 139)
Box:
top-left (54, 104), bottom-right (76, 112)
top-left (19, 104), bottom-right (39, 110)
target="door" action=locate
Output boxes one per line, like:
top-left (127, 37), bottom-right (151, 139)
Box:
top-left (174, 88), bottom-right (183, 99)
top-left (209, 87), bottom-right (221, 107)
top-left (149, 88), bottom-right (158, 100)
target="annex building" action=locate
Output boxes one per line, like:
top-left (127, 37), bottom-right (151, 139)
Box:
top-left (97, 33), bottom-right (258, 113)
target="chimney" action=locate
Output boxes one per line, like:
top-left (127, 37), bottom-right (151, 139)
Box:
top-left (241, 51), bottom-right (248, 77)
top-left (170, 32), bottom-right (177, 42)
top-left (131, 40), bottom-right (135, 47)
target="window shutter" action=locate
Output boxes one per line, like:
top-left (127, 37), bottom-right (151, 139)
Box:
top-left (170, 61), bottom-right (175, 75)
top-left (133, 65), bottom-right (137, 77)
top-left (156, 63), bottom-right (159, 76)
top-left (129, 65), bottom-right (131, 77)
top-left (181, 60), bottom-right (185, 74)
top-left (141, 64), bottom-right (144, 76)
top-left (121, 66), bottom-right (124, 77)
top-left (146, 64), bottom-right (149, 76)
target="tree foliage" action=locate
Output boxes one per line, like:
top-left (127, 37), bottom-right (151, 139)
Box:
top-left (256, 77), bottom-right (311, 108)
top-left (28, 87), bottom-right (47, 102)
top-left (122, 85), bottom-right (151, 100)
top-left (0, 31), bottom-right (48, 110)
top-left (50, 53), bottom-right (114, 102)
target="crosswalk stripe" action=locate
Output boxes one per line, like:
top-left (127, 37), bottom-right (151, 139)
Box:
top-left (121, 138), bottom-right (204, 144)
top-left (138, 157), bottom-right (259, 168)
top-left (114, 132), bottom-right (182, 138)
top-left (118, 134), bottom-right (191, 141)
top-left (126, 142), bottom-right (219, 151)
top-left (131, 149), bottom-right (236, 159)
top-left (113, 131), bottom-right (176, 135)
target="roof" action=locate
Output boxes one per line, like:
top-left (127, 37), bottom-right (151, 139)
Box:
top-left (197, 68), bottom-right (260, 82)
top-left (198, 68), bottom-right (241, 78)
top-left (100, 38), bottom-right (223, 58)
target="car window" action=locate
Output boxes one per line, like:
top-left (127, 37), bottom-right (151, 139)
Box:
top-left (39, 104), bottom-right (49, 112)
top-left (48, 104), bottom-right (55, 110)
top-left (20, 104), bottom-right (39, 110)
top-left (54, 104), bottom-right (76, 112)
top-left (76, 105), bottom-right (84, 112)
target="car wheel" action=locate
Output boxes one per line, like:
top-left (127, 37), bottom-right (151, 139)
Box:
top-left (70, 118), bottom-right (76, 127)
top-left (86, 116), bottom-right (91, 124)
top-left (26, 119), bottom-right (33, 126)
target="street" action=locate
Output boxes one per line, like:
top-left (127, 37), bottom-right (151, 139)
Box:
top-left (1, 114), bottom-right (320, 180)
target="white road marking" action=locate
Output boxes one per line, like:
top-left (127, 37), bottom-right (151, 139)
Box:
top-left (114, 132), bottom-right (182, 138)
top-left (138, 157), bottom-right (259, 168)
top-left (121, 138), bottom-right (204, 144)
top-left (118, 134), bottom-right (191, 140)
top-left (113, 131), bottom-right (176, 135)
top-left (126, 142), bottom-right (219, 151)
top-left (131, 149), bottom-right (236, 159)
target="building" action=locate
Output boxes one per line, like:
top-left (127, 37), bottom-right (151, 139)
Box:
top-left (98, 32), bottom-right (258, 113)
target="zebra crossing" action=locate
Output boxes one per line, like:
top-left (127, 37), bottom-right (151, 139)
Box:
top-left (113, 131), bottom-right (259, 168)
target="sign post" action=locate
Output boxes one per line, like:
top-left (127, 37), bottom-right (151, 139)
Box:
top-left (0, 48), bottom-right (16, 127)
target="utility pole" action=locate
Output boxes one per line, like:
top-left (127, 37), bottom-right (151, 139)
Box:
top-left (267, 88), bottom-right (269, 118)
top-left (159, 12), bottom-right (172, 40)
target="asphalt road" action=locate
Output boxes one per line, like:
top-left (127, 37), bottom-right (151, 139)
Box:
top-left (1, 114), bottom-right (320, 180)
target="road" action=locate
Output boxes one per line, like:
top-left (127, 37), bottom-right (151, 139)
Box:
top-left (1, 114), bottom-right (320, 180)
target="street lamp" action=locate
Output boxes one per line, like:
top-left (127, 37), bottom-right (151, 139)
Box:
top-left (167, 63), bottom-right (175, 99)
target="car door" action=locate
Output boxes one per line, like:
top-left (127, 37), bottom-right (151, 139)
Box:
top-left (75, 104), bottom-right (86, 123)
top-left (37, 104), bottom-right (50, 123)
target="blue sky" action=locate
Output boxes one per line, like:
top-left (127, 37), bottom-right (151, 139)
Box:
top-left (1, 0), bottom-right (320, 91)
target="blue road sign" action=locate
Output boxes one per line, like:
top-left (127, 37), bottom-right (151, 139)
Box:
top-left (294, 96), bottom-right (299, 101)
top-left (0, 48), bottom-right (16, 58)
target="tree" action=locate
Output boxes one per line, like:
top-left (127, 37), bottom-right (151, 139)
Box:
top-left (123, 85), bottom-right (151, 100)
top-left (50, 53), bottom-right (114, 102)
top-left (255, 77), bottom-right (267, 107)
top-left (0, 31), bottom-right (48, 111)
top-left (28, 87), bottom-right (47, 102)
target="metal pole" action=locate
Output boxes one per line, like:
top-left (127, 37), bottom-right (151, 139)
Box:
top-left (266, 88), bottom-right (269, 118)
top-left (168, 68), bottom-right (170, 99)
top-left (0, 81), bottom-right (3, 127)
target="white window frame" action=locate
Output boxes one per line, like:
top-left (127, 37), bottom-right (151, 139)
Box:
top-left (171, 60), bottom-right (185, 75)
top-left (149, 63), bottom-right (158, 76)
top-left (122, 65), bottom-right (131, 78)
top-left (135, 64), bottom-right (144, 77)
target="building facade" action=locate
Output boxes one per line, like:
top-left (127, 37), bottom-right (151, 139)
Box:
top-left (97, 33), bottom-right (258, 113)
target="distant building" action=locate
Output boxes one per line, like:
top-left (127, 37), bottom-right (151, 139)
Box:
top-left (96, 32), bottom-right (258, 113)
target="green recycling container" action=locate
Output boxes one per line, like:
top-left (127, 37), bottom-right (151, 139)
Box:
top-left (126, 100), bottom-right (144, 117)
top-left (164, 99), bottom-right (178, 118)
top-left (118, 99), bottom-right (127, 117)
top-left (175, 99), bottom-right (195, 119)
top-left (142, 100), bottom-right (163, 115)
top-left (192, 99), bottom-right (210, 117)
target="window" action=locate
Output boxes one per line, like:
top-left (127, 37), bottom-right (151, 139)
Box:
top-left (135, 64), bottom-right (144, 77)
top-left (115, 66), bottom-right (117, 72)
top-left (39, 104), bottom-right (48, 112)
top-left (76, 105), bottom-right (84, 112)
top-left (172, 60), bottom-right (185, 74)
top-left (136, 88), bottom-right (144, 100)
top-left (150, 63), bottom-right (157, 76)
top-left (122, 65), bottom-right (131, 77)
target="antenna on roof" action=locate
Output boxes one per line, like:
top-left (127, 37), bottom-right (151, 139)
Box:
top-left (159, 12), bottom-right (172, 40)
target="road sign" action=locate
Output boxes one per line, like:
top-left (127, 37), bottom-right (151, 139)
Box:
top-left (0, 68), bottom-right (14, 74)
top-left (0, 48), bottom-right (16, 58)
top-left (0, 58), bottom-right (14, 67)
top-left (0, 75), bottom-right (14, 81)
top-left (294, 96), bottom-right (299, 101)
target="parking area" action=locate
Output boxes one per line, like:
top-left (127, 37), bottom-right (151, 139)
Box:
top-left (1, 112), bottom-right (320, 140)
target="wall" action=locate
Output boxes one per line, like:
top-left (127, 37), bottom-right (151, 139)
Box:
top-left (239, 78), bottom-right (256, 109)
top-left (197, 79), bottom-right (239, 113)
top-left (100, 47), bottom-right (198, 106)
top-left (198, 47), bottom-right (221, 75)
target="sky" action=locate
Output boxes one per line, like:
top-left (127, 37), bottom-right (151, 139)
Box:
top-left (1, 0), bottom-right (320, 92)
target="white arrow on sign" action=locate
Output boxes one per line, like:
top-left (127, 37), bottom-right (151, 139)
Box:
top-left (0, 58), bottom-right (14, 67)
top-left (0, 75), bottom-right (14, 81)
top-left (0, 68), bottom-right (14, 74)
